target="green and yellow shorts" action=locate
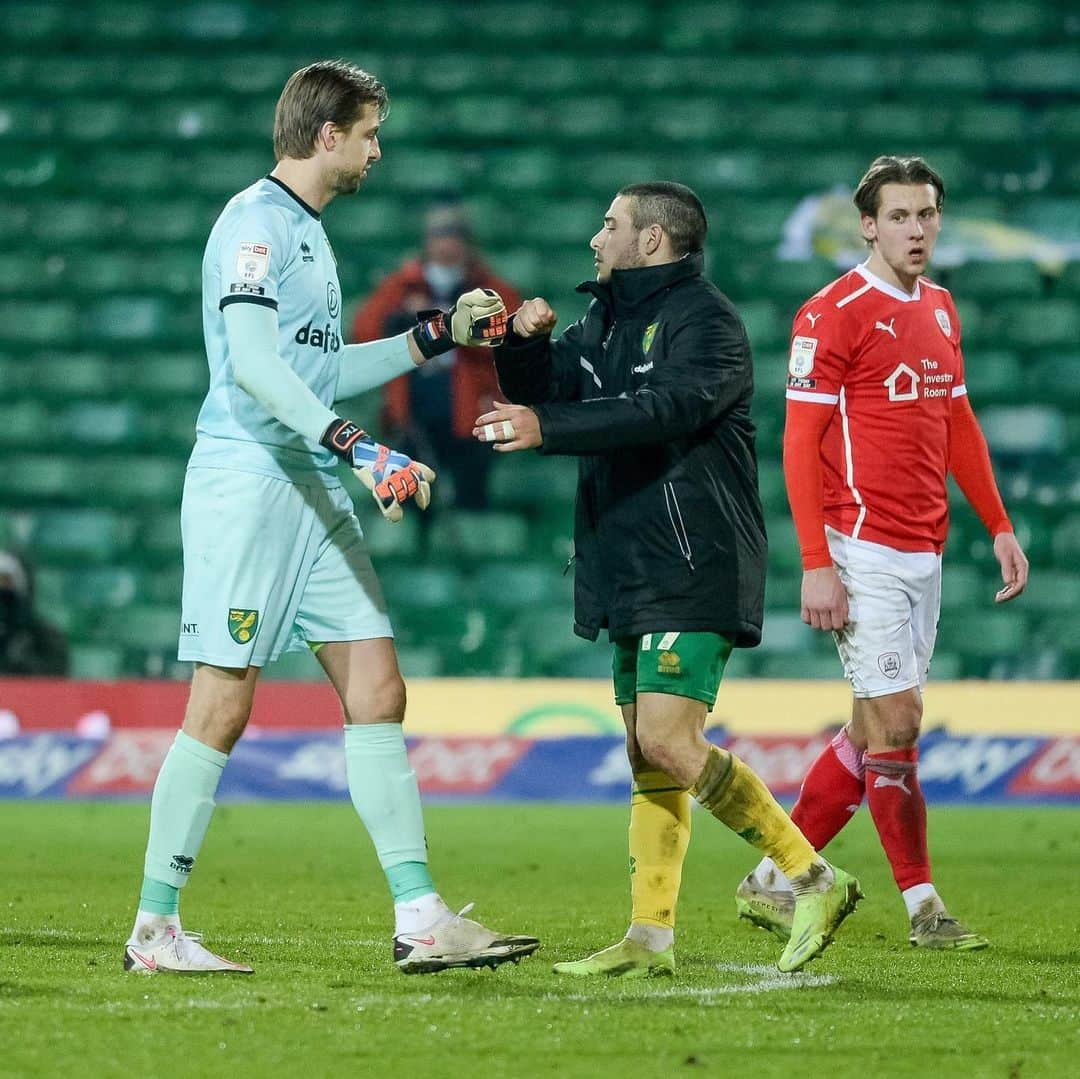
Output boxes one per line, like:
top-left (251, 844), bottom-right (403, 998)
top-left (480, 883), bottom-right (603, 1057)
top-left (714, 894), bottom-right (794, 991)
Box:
top-left (612, 631), bottom-right (733, 710)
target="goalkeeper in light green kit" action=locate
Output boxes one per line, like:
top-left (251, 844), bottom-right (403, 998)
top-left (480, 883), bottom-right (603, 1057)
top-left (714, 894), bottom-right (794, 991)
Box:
top-left (123, 60), bottom-right (538, 976)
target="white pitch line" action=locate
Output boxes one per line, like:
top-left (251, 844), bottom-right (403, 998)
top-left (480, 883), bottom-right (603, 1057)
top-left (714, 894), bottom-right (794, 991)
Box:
top-left (547, 962), bottom-right (835, 1004)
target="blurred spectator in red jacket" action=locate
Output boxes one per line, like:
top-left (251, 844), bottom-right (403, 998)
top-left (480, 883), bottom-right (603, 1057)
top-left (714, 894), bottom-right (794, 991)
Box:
top-left (350, 202), bottom-right (522, 514)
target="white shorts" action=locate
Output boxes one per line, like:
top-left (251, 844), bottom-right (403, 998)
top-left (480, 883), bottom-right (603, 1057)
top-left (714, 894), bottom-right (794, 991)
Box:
top-left (178, 467), bottom-right (393, 668)
top-left (826, 526), bottom-right (941, 699)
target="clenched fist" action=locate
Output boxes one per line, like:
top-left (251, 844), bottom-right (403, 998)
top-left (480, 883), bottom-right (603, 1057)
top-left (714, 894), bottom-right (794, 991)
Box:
top-left (513, 298), bottom-right (557, 338)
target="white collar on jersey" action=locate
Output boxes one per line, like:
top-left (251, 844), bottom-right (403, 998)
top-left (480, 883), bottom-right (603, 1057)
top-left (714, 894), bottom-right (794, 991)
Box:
top-left (856, 261), bottom-right (922, 303)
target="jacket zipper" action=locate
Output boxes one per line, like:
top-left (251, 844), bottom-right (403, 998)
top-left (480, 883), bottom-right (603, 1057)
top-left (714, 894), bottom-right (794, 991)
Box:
top-left (664, 482), bottom-right (695, 572)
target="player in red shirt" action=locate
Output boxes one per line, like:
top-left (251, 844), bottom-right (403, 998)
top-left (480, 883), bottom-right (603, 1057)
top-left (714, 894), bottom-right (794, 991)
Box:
top-left (736, 156), bottom-right (1029, 950)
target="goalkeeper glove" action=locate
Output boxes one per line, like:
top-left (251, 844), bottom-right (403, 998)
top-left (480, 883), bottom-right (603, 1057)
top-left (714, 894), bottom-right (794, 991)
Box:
top-left (411, 287), bottom-right (508, 359)
top-left (320, 419), bottom-right (436, 523)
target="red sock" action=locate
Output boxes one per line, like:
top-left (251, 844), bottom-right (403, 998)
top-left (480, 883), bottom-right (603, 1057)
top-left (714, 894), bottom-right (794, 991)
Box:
top-left (790, 730), bottom-right (866, 850)
top-left (864, 747), bottom-right (932, 891)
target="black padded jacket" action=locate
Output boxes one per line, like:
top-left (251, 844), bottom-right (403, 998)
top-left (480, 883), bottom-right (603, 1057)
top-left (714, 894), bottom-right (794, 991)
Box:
top-left (493, 252), bottom-right (766, 647)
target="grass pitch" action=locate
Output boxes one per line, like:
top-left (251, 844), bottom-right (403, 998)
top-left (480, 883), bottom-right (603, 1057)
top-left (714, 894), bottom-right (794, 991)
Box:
top-left (2, 802), bottom-right (1078, 1079)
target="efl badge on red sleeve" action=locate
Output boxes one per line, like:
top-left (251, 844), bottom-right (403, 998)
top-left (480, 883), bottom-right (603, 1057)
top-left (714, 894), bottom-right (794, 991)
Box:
top-left (789, 335), bottom-right (818, 377)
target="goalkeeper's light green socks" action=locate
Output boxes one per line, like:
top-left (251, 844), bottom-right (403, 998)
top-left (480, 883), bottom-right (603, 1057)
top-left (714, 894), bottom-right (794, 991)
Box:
top-left (132, 730), bottom-right (228, 943)
top-left (344, 723), bottom-right (447, 933)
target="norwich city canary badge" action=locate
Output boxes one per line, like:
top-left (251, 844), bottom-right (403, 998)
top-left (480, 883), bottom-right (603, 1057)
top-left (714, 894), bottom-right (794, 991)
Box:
top-left (228, 608), bottom-right (259, 644)
top-left (642, 322), bottom-right (659, 354)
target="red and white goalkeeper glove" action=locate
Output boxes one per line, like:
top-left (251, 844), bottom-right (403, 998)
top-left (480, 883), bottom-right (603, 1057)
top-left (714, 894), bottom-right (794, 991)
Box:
top-left (411, 287), bottom-right (508, 358)
top-left (320, 419), bottom-right (436, 523)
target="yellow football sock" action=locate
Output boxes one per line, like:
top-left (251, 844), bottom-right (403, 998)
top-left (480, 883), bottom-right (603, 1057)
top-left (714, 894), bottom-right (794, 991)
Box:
top-left (691, 745), bottom-right (817, 880)
top-left (628, 770), bottom-right (691, 929)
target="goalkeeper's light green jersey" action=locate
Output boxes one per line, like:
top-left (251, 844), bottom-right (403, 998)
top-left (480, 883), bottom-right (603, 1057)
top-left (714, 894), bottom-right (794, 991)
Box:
top-left (191, 176), bottom-right (343, 484)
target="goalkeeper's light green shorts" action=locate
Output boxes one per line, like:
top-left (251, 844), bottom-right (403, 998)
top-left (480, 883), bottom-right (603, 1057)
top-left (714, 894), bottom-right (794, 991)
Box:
top-left (177, 467), bottom-right (393, 668)
top-left (612, 631), bottom-right (733, 710)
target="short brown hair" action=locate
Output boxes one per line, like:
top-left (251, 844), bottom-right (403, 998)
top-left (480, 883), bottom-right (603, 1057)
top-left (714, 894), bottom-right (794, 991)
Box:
top-left (273, 60), bottom-right (389, 162)
top-left (617, 181), bottom-right (707, 257)
top-left (853, 155), bottom-right (946, 218)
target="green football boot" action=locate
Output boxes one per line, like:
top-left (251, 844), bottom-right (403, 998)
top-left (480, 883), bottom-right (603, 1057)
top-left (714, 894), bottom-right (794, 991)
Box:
top-left (777, 866), bottom-right (863, 974)
top-left (735, 870), bottom-right (795, 941)
top-left (552, 938), bottom-right (675, 979)
top-left (909, 911), bottom-right (989, 951)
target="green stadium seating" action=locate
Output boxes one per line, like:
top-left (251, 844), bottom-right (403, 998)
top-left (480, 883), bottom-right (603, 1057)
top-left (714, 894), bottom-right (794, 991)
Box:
top-left (928, 652), bottom-right (964, 680)
top-left (136, 511), bottom-right (183, 564)
top-left (1026, 351), bottom-right (1080, 401)
top-left (992, 50), bottom-right (1080, 93)
top-left (90, 458), bottom-right (187, 507)
top-left (1, 0), bottom-right (1076, 682)
top-left (937, 611), bottom-right (1030, 658)
top-left (0, 456), bottom-right (69, 502)
top-left (31, 353), bottom-right (113, 396)
top-left (965, 350), bottom-right (1024, 401)
top-left (69, 644), bottom-right (126, 680)
top-left (427, 512), bottom-right (529, 562)
top-left (763, 570), bottom-right (800, 614)
top-left (0, 253), bottom-right (56, 294)
top-left (559, 645), bottom-right (616, 679)
top-left (949, 260), bottom-right (1044, 299)
top-left (1023, 563), bottom-right (1080, 613)
top-left (471, 562), bottom-right (573, 611)
top-left (1051, 514), bottom-right (1080, 566)
top-left (62, 401), bottom-right (142, 446)
top-left (0, 401), bottom-right (50, 446)
top-left (81, 297), bottom-right (171, 344)
top-left (362, 514), bottom-right (423, 563)
top-left (124, 352), bottom-right (207, 397)
top-left (94, 604), bottom-right (179, 651)
top-left (28, 508), bottom-right (136, 565)
top-left (756, 611), bottom-right (819, 656)
top-left (513, 607), bottom-right (595, 677)
top-left (0, 301), bottom-right (78, 345)
top-left (395, 645), bottom-right (445, 679)
top-left (899, 52), bottom-right (991, 96)
top-left (379, 565), bottom-right (463, 611)
top-left (488, 455), bottom-right (578, 513)
top-left (756, 654), bottom-right (836, 680)
top-left (980, 406), bottom-right (1067, 456)
top-left (953, 105), bottom-right (1029, 145)
top-left (765, 516), bottom-right (805, 577)
top-left (939, 564), bottom-right (986, 611)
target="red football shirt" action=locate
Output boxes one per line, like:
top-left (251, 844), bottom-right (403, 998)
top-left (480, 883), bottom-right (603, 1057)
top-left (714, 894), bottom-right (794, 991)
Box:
top-left (784, 264), bottom-right (966, 558)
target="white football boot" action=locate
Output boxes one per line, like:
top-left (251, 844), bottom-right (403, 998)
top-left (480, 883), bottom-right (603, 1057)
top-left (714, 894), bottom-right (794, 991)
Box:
top-left (123, 925), bottom-right (253, 975)
top-left (393, 903), bottom-right (540, 974)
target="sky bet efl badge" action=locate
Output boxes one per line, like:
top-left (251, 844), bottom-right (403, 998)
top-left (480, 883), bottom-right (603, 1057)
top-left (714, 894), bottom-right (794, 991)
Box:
top-left (228, 608), bottom-right (259, 644)
top-left (236, 241), bottom-right (270, 282)
top-left (789, 335), bottom-right (818, 377)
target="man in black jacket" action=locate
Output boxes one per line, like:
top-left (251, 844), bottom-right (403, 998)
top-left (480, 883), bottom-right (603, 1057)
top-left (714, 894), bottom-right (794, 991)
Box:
top-left (474, 182), bottom-right (860, 976)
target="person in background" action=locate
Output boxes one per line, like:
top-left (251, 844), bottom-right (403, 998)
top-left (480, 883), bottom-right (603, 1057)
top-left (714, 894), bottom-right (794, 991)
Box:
top-left (476, 182), bottom-right (861, 977)
top-left (735, 155), bottom-right (1028, 950)
top-left (351, 203), bottom-right (522, 516)
top-left (0, 549), bottom-right (69, 677)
